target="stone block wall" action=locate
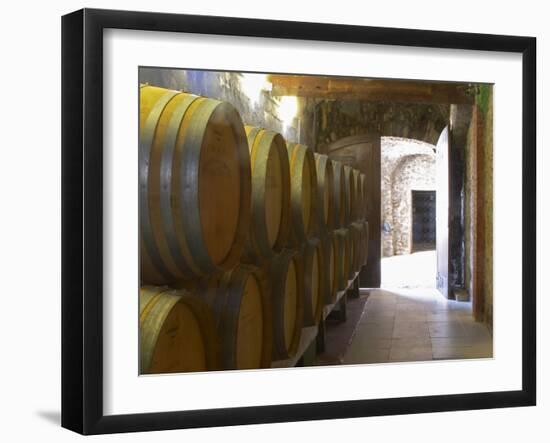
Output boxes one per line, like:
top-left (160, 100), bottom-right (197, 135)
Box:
top-left (381, 138), bottom-right (436, 257)
top-left (299, 99), bottom-right (448, 153)
top-left (390, 155), bottom-right (436, 255)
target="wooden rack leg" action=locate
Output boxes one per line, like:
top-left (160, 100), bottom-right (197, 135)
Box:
top-left (348, 277), bottom-right (360, 299)
top-left (316, 318), bottom-right (326, 354)
top-left (297, 339), bottom-right (318, 367)
top-left (335, 293), bottom-right (347, 322)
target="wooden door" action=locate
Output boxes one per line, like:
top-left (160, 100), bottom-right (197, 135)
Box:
top-left (327, 134), bottom-right (381, 288)
top-left (412, 190), bottom-right (436, 252)
top-left (436, 127), bottom-right (450, 298)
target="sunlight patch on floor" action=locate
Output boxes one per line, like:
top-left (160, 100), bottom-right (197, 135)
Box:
top-left (381, 250), bottom-right (436, 289)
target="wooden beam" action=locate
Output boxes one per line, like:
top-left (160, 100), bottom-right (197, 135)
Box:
top-left (268, 75), bottom-right (474, 104)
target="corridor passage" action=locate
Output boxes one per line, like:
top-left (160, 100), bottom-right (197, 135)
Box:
top-left (343, 288), bottom-right (493, 364)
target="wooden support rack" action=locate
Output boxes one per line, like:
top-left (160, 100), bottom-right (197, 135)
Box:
top-left (271, 271), bottom-right (361, 368)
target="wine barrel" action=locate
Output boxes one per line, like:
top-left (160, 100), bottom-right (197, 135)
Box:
top-left (345, 228), bottom-right (355, 279)
top-left (350, 222), bottom-right (363, 272)
top-left (352, 169), bottom-right (364, 222)
top-left (314, 153), bottom-right (334, 232)
top-left (139, 84), bottom-right (251, 285)
top-left (320, 232), bottom-right (337, 304)
top-left (303, 238), bottom-right (325, 326)
top-left (361, 221), bottom-right (369, 266)
top-left (331, 161), bottom-right (347, 228)
top-left (359, 173), bottom-right (367, 221)
top-left (349, 229), bottom-right (356, 276)
top-left (343, 166), bottom-right (356, 225)
top-left (269, 249), bottom-right (305, 360)
top-left (193, 264), bottom-right (273, 370)
top-left (333, 229), bottom-right (351, 290)
top-left (286, 143), bottom-right (318, 245)
top-left (139, 286), bottom-right (219, 374)
top-left (242, 126), bottom-right (291, 263)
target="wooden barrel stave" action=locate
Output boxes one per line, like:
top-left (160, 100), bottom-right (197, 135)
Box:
top-left (352, 169), bottom-right (363, 222)
top-left (139, 85), bottom-right (251, 285)
top-left (358, 173), bottom-right (367, 221)
top-left (361, 221), bottom-right (369, 266)
top-left (314, 153), bottom-right (334, 232)
top-left (286, 143), bottom-right (318, 246)
top-left (303, 238), bottom-right (325, 326)
top-left (331, 161), bottom-right (347, 229)
top-left (333, 229), bottom-right (351, 290)
top-left (192, 265), bottom-right (273, 370)
top-left (343, 165), bottom-right (355, 225)
top-left (319, 232), bottom-right (337, 304)
top-left (139, 286), bottom-right (219, 374)
top-left (349, 222), bottom-right (364, 272)
top-left (242, 126), bottom-right (291, 263)
top-left (223, 265), bottom-right (272, 370)
top-left (360, 171), bottom-right (366, 221)
top-left (269, 249), bottom-right (305, 360)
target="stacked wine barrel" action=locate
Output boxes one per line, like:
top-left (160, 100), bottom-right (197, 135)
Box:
top-left (138, 84), bottom-right (369, 374)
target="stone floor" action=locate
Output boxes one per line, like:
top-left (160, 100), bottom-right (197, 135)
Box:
top-left (317, 292), bottom-right (370, 366)
top-left (381, 250), bottom-right (437, 288)
top-left (343, 287), bottom-right (493, 364)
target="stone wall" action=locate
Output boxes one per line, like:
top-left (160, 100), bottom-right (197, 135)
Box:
top-left (299, 99), bottom-right (448, 153)
top-left (391, 155), bottom-right (436, 255)
top-left (381, 138), bottom-right (436, 256)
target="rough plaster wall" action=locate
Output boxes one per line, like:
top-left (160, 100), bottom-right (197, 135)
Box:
top-left (139, 68), bottom-right (301, 142)
top-left (464, 116), bottom-right (476, 304)
top-left (463, 86), bottom-right (493, 327)
top-left (390, 155), bottom-right (436, 255)
top-left (381, 137), bottom-right (435, 256)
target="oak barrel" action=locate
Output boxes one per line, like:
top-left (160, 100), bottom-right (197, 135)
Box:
top-left (286, 143), bottom-right (318, 245)
top-left (331, 161), bottom-right (347, 228)
top-left (139, 286), bottom-right (219, 374)
top-left (361, 221), bottom-right (369, 266)
top-left (333, 229), bottom-right (351, 290)
top-left (303, 238), bottom-right (325, 326)
top-left (269, 249), bottom-right (305, 360)
top-left (343, 165), bottom-right (356, 225)
top-left (320, 232), bottom-right (337, 304)
top-left (314, 153), bottom-right (335, 232)
top-left (349, 222), bottom-right (363, 272)
top-left (139, 84), bottom-right (251, 284)
top-left (242, 126), bottom-right (291, 263)
top-left (193, 264), bottom-right (273, 370)
top-left (352, 169), bottom-right (364, 222)
top-left (359, 173), bottom-right (367, 221)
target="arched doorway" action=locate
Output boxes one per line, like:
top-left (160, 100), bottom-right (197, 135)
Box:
top-left (327, 127), bottom-right (452, 298)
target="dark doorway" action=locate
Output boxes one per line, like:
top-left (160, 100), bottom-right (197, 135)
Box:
top-left (411, 190), bottom-right (436, 252)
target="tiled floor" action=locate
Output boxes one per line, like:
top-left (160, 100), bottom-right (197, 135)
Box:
top-left (343, 288), bottom-right (493, 364)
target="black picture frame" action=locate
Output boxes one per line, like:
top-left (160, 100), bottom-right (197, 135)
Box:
top-left (61, 8), bottom-right (536, 435)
